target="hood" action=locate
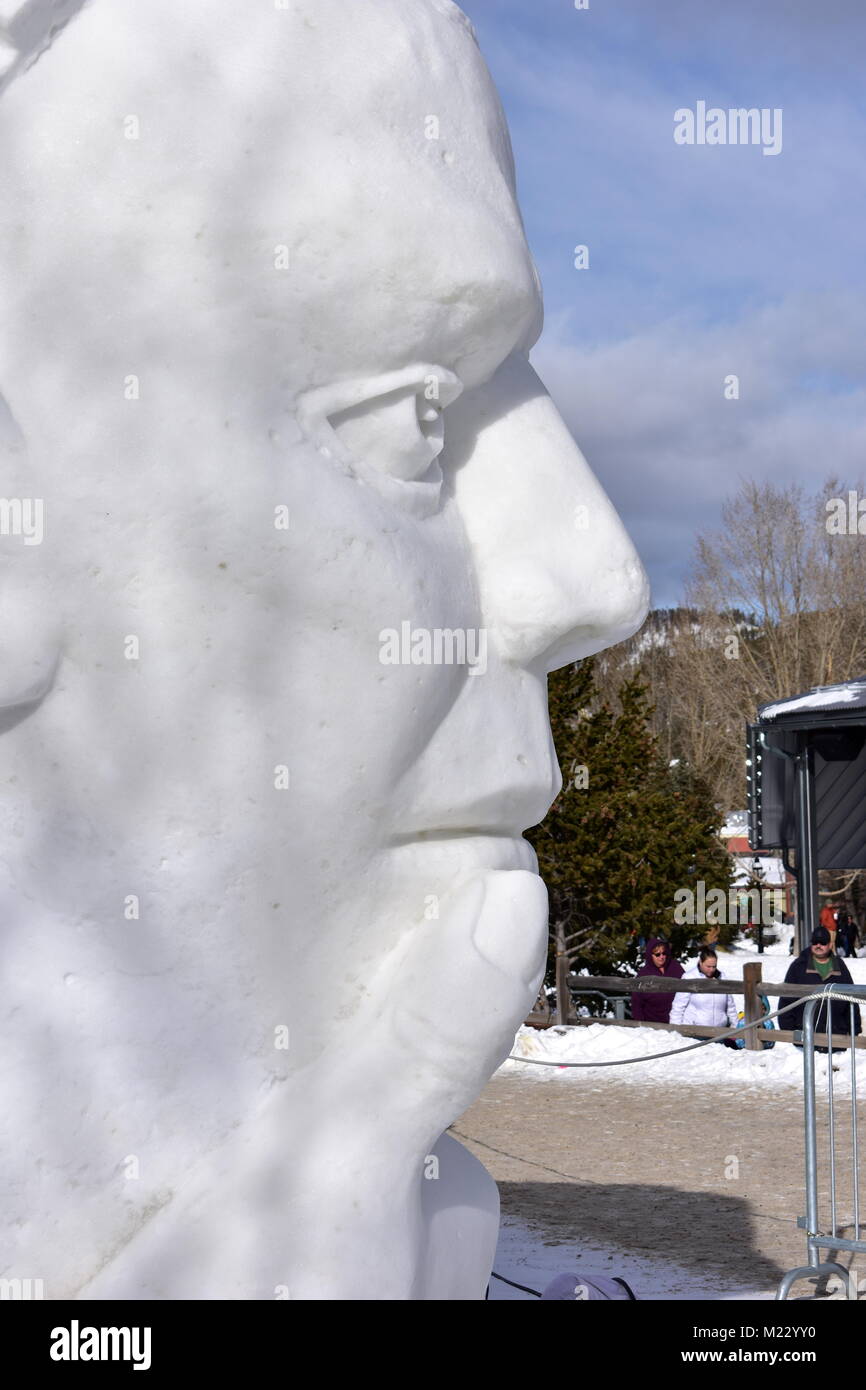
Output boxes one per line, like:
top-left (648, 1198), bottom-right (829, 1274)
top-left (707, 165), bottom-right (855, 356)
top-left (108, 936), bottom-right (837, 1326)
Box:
top-left (638, 937), bottom-right (673, 975)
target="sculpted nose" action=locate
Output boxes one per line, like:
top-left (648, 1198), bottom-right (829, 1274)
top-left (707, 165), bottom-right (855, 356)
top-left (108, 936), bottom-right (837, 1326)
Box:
top-left (450, 352), bottom-right (649, 671)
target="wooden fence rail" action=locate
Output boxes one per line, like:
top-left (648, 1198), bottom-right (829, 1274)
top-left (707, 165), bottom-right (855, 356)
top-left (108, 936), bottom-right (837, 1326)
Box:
top-left (583, 973), bottom-right (821, 997)
top-left (571, 1016), bottom-right (866, 1051)
top-left (525, 962), bottom-right (866, 1051)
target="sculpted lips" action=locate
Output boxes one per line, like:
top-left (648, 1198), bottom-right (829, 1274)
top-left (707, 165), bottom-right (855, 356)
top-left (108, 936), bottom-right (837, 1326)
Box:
top-left (392, 774), bottom-right (562, 849)
top-left (387, 831), bottom-right (539, 876)
top-left (471, 869), bottom-right (549, 987)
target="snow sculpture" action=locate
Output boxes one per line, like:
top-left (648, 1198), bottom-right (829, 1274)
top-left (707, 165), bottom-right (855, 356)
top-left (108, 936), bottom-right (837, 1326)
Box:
top-left (0, 0), bottom-right (648, 1299)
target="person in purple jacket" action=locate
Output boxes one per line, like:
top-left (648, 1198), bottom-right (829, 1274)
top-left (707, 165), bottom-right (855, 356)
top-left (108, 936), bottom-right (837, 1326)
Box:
top-left (630, 937), bottom-right (684, 1023)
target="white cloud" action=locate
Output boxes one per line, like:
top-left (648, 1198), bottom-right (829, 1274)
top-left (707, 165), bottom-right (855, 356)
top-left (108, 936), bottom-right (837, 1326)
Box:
top-left (533, 293), bottom-right (866, 604)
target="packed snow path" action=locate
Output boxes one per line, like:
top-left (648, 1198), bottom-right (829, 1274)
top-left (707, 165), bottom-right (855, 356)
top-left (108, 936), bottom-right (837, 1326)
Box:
top-left (454, 1069), bottom-right (866, 1300)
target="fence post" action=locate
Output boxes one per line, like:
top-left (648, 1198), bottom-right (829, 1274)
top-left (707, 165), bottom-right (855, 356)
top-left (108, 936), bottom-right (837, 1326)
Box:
top-left (743, 960), bottom-right (763, 1052)
top-left (554, 922), bottom-right (571, 1025)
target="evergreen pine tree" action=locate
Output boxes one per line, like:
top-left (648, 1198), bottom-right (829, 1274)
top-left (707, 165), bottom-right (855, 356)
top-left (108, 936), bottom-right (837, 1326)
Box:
top-left (527, 658), bottom-right (734, 1009)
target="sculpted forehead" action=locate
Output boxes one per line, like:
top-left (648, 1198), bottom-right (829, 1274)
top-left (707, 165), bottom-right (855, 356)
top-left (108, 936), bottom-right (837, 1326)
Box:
top-left (0, 0), bottom-right (541, 394)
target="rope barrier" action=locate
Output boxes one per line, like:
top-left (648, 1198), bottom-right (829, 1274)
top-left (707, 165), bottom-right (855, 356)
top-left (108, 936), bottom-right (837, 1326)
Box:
top-left (489, 1270), bottom-right (542, 1297)
top-left (506, 988), bottom-right (861, 1068)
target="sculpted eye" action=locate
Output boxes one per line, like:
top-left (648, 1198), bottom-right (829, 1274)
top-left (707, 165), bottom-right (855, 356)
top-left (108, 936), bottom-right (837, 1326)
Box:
top-left (329, 385), bottom-right (444, 482)
top-left (296, 365), bottom-right (462, 515)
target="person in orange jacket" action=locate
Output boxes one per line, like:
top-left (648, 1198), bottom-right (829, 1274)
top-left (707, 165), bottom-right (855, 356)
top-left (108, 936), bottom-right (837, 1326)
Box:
top-left (820, 902), bottom-right (839, 951)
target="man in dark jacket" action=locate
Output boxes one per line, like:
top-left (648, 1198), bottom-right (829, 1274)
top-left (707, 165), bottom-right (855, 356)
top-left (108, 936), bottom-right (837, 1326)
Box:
top-left (781, 926), bottom-right (861, 1042)
top-left (630, 937), bottom-right (684, 1023)
top-left (836, 910), bottom-right (859, 959)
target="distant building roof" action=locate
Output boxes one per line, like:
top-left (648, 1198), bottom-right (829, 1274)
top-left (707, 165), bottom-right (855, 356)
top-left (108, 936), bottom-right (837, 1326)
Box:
top-left (759, 679), bottom-right (866, 723)
top-left (726, 835), bottom-right (751, 854)
top-left (731, 854), bottom-right (788, 887)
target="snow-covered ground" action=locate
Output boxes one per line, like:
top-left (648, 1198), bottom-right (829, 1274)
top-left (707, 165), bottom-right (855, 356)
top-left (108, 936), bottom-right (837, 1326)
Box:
top-left (485, 939), bottom-right (866, 1300)
top-left (503, 943), bottom-right (866, 1093)
top-left (487, 1216), bottom-right (778, 1301)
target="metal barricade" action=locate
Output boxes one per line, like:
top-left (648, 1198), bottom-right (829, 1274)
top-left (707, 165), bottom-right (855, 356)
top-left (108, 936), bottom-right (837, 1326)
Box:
top-left (569, 988), bottom-right (627, 1021)
top-left (778, 983), bottom-right (866, 1301)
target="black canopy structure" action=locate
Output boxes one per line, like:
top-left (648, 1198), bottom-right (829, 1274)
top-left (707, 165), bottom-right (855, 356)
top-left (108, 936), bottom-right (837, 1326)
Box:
top-left (747, 679), bottom-right (866, 956)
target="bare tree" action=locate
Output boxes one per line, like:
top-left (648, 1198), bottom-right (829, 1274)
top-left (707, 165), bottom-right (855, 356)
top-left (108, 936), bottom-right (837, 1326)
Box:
top-left (596, 479), bottom-right (866, 814)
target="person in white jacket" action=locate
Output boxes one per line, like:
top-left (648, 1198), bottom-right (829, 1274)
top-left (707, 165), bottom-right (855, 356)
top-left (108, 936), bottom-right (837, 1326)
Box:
top-left (669, 948), bottom-right (739, 1032)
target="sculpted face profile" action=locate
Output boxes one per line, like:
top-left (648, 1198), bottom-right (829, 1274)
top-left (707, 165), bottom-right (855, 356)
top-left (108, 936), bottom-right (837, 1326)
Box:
top-left (0, 0), bottom-right (647, 1298)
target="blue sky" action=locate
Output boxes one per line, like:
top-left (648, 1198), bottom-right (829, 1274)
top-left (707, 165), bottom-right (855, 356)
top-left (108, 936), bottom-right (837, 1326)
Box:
top-left (460, 0), bottom-right (866, 605)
